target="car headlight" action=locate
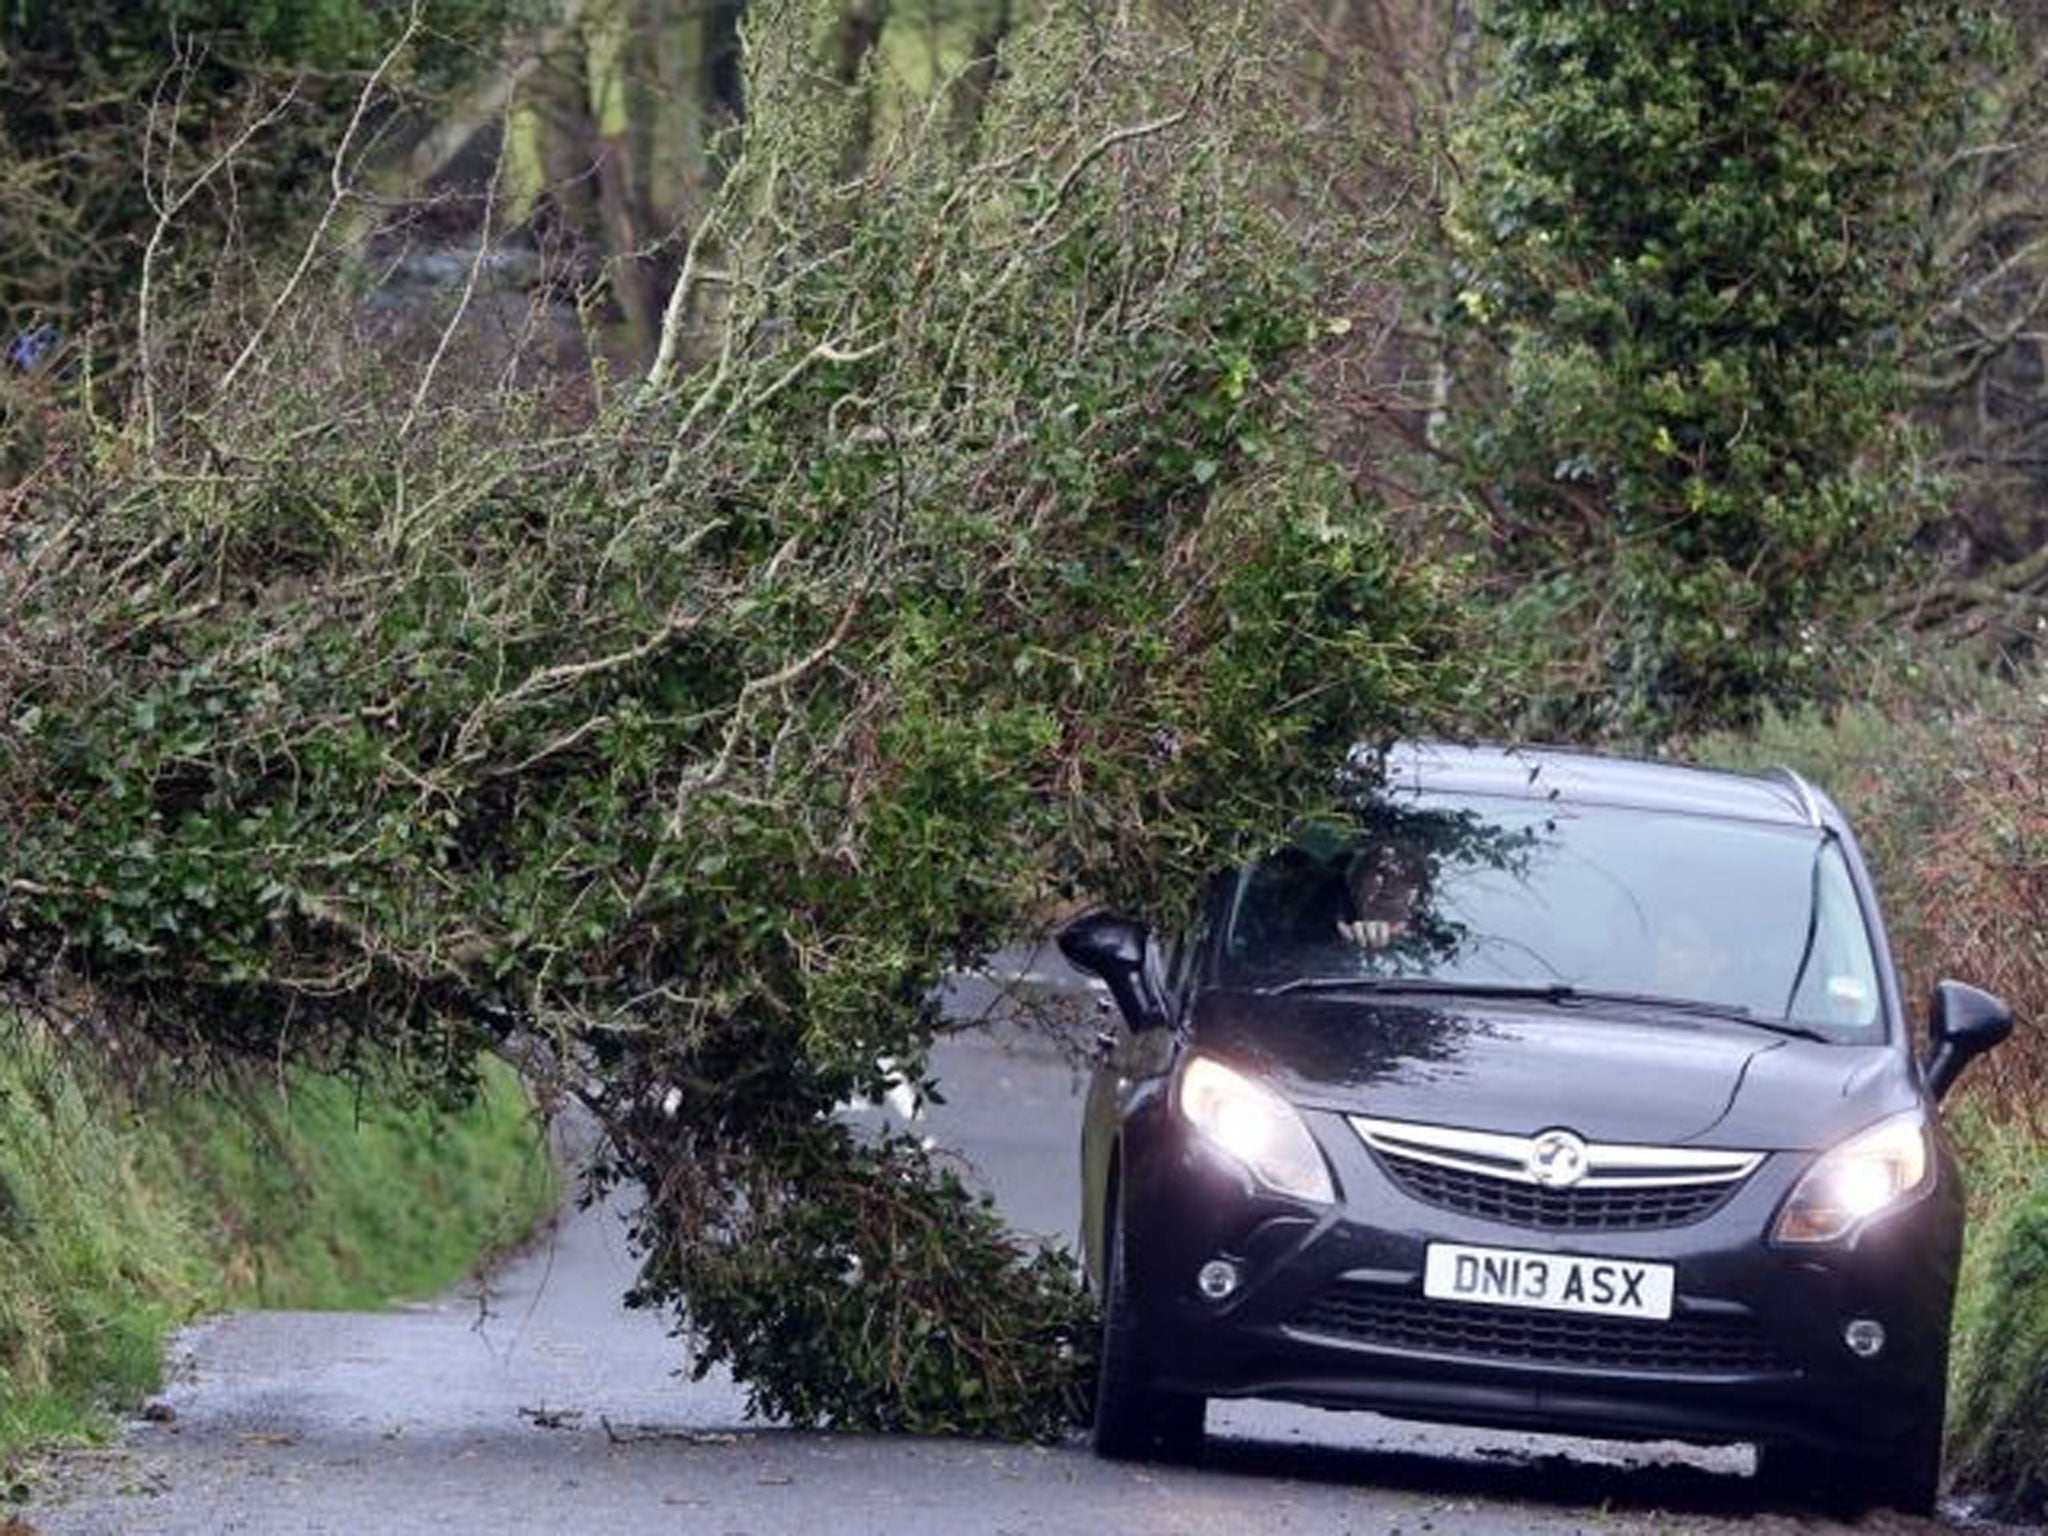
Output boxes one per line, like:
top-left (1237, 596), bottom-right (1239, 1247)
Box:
top-left (1177, 1055), bottom-right (1334, 1204)
top-left (1773, 1111), bottom-right (1931, 1245)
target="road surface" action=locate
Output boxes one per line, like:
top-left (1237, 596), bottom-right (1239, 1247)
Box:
top-left (18, 953), bottom-right (2032, 1534)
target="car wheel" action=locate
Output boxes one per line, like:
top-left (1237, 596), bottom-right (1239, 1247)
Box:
top-left (1093, 1178), bottom-right (1207, 1462)
top-left (1756, 1408), bottom-right (1943, 1518)
top-left (1842, 1405), bottom-right (1944, 1517)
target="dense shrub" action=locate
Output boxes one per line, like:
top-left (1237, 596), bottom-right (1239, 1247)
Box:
top-left (1905, 717), bottom-right (2048, 1130)
top-left (0, 0), bottom-right (1466, 1435)
top-left (1449, 0), bottom-right (1989, 738)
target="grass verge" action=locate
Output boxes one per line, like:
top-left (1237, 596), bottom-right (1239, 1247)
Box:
top-left (1948, 1105), bottom-right (2048, 1516)
top-left (0, 1019), bottom-right (555, 1457)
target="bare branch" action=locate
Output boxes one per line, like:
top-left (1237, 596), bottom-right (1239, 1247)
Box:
top-left (217, 5), bottom-right (422, 399)
top-left (137, 77), bottom-right (301, 449)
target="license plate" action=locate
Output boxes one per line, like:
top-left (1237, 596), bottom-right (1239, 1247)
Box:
top-left (1424, 1242), bottom-right (1674, 1321)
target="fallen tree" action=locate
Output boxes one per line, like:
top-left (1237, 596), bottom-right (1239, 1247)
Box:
top-left (0, 0), bottom-right (1464, 1433)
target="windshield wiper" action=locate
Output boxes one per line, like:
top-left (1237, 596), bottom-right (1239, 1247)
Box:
top-left (1552, 988), bottom-right (1830, 1041)
top-left (1264, 976), bottom-right (1576, 1002)
top-left (1255, 976), bottom-right (1831, 1041)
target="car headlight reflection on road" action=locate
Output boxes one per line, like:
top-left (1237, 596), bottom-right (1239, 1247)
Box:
top-left (1773, 1111), bottom-right (1931, 1245)
top-left (1177, 1055), bottom-right (1334, 1204)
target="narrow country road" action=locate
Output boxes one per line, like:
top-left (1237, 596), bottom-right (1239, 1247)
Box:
top-left (20, 953), bottom-right (2034, 1535)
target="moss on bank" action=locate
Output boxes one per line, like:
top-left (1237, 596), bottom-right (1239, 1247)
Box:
top-left (0, 1023), bottom-right (554, 1453)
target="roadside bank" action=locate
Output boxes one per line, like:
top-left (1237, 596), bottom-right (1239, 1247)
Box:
top-left (0, 1019), bottom-right (554, 1458)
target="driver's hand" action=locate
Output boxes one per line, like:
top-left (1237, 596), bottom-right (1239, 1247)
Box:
top-left (1339, 918), bottom-right (1401, 950)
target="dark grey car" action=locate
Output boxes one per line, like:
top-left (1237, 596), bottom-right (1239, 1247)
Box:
top-left (1059, 742), bottom-right (2012, 1515)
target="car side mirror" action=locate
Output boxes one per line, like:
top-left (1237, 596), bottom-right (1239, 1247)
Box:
top-left (1057, 910), bottom-right (1168, 1032)
top-left (1926, 980), bottom-right (2013, 1101)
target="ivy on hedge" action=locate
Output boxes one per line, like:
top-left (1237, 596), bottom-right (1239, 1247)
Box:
top-left (1449, 0), bottom-right (1992, 736)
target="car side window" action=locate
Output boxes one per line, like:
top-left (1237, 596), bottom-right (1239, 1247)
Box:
top-left (1786, 843), bottom-right (1881, 1029)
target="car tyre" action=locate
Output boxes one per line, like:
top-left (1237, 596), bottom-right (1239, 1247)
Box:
top-left (1093, 1178), bottom-right (1206, 1463)
top-left (1756, 1406), bottom-right (1942, 1518)
top-left (1843, 1404), bottom-right (1944, 1517)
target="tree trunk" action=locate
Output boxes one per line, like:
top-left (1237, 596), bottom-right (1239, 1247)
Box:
top-left (949, 0), bottom-right (1012, 155)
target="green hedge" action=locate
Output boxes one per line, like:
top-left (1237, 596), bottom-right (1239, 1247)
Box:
top-left (0, 1024), bottom-right (553, 1452)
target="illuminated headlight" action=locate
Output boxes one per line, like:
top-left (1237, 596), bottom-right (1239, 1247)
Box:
top-left (1773, 1112), bottom-right (1931, 1245)
top-left (1177, 1055), bottom-right (1334, 1204)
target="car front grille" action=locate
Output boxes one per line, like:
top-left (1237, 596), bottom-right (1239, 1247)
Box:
top-left (1347, 1117), bottom-right (1761, 1233)
top-left (1295, 1284), bottom-right (1790, 1377)
top-left (1373, 1147), bottom-right (1737, 1231)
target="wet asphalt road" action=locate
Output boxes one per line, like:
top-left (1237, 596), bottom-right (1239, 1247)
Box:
top-left (21, 954), bottom-right (2033, 1535)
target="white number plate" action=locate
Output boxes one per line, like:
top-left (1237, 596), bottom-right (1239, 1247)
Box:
top-left (1423, 1243), bottom-right (1674, 1321)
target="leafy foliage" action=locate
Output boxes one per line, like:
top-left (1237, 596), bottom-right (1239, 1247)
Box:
top-left (0, 0), bottom-right (1463, 1433)
top-left (1448, 0), bottom-right (1988, 737)
top-left (634, 1126), bottom-right (1095, 1435)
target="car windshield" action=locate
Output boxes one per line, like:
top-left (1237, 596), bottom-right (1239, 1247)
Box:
top-left (1221, 796), bottom-right (1884, 1037)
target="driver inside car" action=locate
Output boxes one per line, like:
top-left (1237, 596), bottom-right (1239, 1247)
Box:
top-left (1338, 840), bottom-right (1430, 952)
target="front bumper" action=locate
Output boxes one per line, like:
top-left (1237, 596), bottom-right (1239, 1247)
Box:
top-left (1117, 1106), bottom-right (1961, 1453)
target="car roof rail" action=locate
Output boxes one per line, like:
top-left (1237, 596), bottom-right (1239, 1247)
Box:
top-left (1772, 767), bottom-right (1824, 829)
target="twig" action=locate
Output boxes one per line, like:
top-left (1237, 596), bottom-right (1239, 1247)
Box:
top-left (664, 589), bottom-right (869, 837)
top-left (401, 99), bottom-right (511, 438)
top-left (137, 75), bottom-right (300, 450)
